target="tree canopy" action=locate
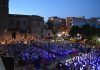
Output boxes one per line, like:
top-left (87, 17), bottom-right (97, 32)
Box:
top-left (69, 26), bottom-right (80, 37)
top-left (69, 24), bottom-right (100, 40)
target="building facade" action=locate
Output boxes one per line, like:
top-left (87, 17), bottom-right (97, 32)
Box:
top-left (0, 0), bottom-right (9, 40)
top-left (67, 17), bottom-right (100, 28)
top-left (87, 18), bottom-right (100, 28)
top-left (67, 17), bottom-right (87, 27)
top-left (0, 0), bottom-right (44, 41)
top-left (48, 17), bottom-right (67, 34)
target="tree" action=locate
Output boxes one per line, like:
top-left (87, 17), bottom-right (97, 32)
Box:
top-left (69, 24), bottom-right (100, 41)
top-left (69, 26), bottom-right (80, 37)
top-left (80, 24), bottom-right (98, 39)
top-left (95, 28), bottom-right (100, 36)
top-left (46, 20), bottom-right (58, 37)
top-left (46, 20), bottom-right (54, 29)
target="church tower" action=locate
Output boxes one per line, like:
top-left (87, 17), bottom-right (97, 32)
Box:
top-left (0, 0), bottom-right (9, 40)
top-left (0, 0), bottom-right (9, 17)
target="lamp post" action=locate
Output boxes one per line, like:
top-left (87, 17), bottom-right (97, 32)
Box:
top-left (27, 30), bottom-right (29, 41)
top-left (4, 29), bottom-right (7, 43)
top-left (57, 33), bottom-right (62, 37)
top-left (98, 38), bottom-right (100, 42)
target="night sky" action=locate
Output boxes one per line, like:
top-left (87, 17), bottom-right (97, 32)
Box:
top-left (9, 0), bottom-right (100, 21)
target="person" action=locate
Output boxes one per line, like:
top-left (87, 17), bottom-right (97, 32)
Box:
top-left (55, 61), bottom-right (62, 70)
top-left (97, 65), bottom-right (100, 70)
top-left (34, 56), bottom-right (41, 69)
top-left (61, 63), bottom-right (67, 70)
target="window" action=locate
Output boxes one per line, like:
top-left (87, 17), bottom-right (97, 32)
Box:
top-left (23, 21), bottom-right (26, 25)
top-left (37, 22), bottom-right (40, 27)
top-left (10, 20), bottom-right (14, 25)
top-left (2, 2), bottom-right (6, 7)
top-left (70, 19), bottom-right (72, 21)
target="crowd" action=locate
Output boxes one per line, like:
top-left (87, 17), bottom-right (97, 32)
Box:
top-left (55, 49), bottom-right (100, 70)
top-left (0, 41), bottom-right (99, 70)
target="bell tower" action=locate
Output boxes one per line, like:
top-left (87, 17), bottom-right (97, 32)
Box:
top-left (0, 0), bottom-right (9, 17)
top-left (0, 0), bottom-right (9, 40)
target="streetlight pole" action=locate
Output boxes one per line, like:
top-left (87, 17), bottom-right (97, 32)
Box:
top-left (4, 29), bottom-right (7, 43)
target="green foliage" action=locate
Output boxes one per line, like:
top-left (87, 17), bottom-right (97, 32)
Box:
top-left (46, 20), bottom-right (58, 36)
top-left (80, 24), bottom-right (100, 40)
top-left (80, 24), bottom-right (93, 39)
top-left (69, 26), bottom-right (80, 37)
top-left (46, 20), bottom-right (54, 29)
top-left (69, 24), bottom-right (100, 40)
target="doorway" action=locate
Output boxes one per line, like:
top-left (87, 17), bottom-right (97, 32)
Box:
top-left (11, 32), bottom-right (16, 39)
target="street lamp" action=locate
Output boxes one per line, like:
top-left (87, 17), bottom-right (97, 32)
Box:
top-left (57, 33), bottom-right (62, 37)
top-left (98, 38), bottom-right (100, 42)
top-left (4, 29), bottom-right (7, 41)
top-left (62, 32), bottom-right (65, 34)
top-left (5, 29), bottom-right (7, 33)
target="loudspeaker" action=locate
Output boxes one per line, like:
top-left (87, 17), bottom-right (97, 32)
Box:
top-left (1, 56), bottom-right (14, 70)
